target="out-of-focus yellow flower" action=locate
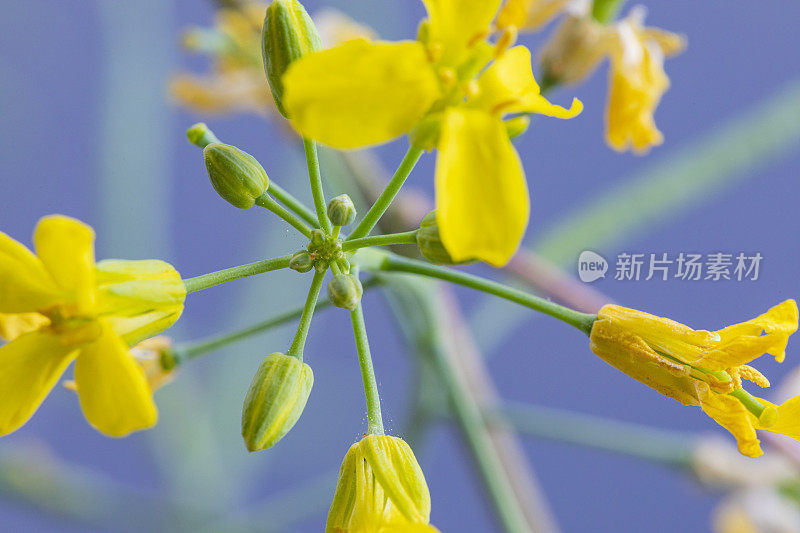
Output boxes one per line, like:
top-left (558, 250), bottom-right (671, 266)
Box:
top-left (605, 7), bottom-right (686, 153)
top-left (496, 0), bottom-right (572, 31)
top-left (283, 0), bottom-right (582, 266)
top-left (170, 3), bottom-right (272, 116)
top-left (499, 2), bottom-right (685, 153)
top-left (170, 3), bottom-right (376, 117)
top-left (0, 216), bottom-right (185, 437)
top-left (590, 300), bottom-right (800, 457)
top-left (326, 434), bottom-right (439, 532)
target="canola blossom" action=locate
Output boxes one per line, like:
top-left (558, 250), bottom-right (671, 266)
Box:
top-left (590, 301), bottom-right (800, 456)
top-left (0, 216), bottom-right (185, 437)
top-left (282, 0), bottom-right (582, 266)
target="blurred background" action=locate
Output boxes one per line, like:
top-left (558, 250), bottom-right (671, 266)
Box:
top-left (1, 1), bottom-right (799, 531)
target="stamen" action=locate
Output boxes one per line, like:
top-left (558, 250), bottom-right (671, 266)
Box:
top-left (438, 68), bottom-right (456, 86)
top-left (426, 43), bottom-right (443, 64)
top-left (467, 30), bottom-right (489, 49)
top-left (738, 365), bottom-right (770, 388)
top-left (494, 26), bottom-right (518, 58)
top-left (464, 80), bottom-right (480, 99)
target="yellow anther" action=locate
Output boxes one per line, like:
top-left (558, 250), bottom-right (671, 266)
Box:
top-left (495, 26), bottom-right (518, 58)
top-left (738, 365), bottom-right (770, 388)
top-left (467, 30), bottom-right (489, 49)
top-left (438, 67), bottom-right (456, 86)
top-left (426, 43), bottom-right (443, 63)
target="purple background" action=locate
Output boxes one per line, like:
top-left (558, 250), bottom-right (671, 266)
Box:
top-left (1, 1), bottom-right (799, 531)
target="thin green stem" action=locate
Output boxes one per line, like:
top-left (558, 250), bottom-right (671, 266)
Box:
top-left (346, 146), bottom-right (423, 241)
top-left (268, 181), bottom-right (320, 228)
top-left (342, 230), bottom-right (418, 252)
top-left (303, 138), bottom-right (332, 234)
top-left (172, 278), bottom-right (381, 362)
top-left (379, 253), bottom-right (597, 335)
top-left (493, 402), bottom-right (695, 467)
top-left (591, 0), bottom-right (627, 23)
top-left (286, 270), bottom-right (326, 360)
top-left (254, 193), bottom-right (313, 238)
top-left (350, 301), bottom-right (384, 435)
top-left (183, 255), bottom-right (292, 294)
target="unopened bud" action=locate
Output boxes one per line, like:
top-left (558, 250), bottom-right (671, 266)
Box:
top-left (262, 0), bottom-right (322, 117)
top-left (242, 352), bottom-right (313, 451)
top-left (186, 122), bottom-right (221, 148)
top-left (308, 228), bottom-right (326, 249)
top-left (416, 211), bottom-right (472, 265)
top-left (327, 274), bottom-right (363, 310)
top-left (540, 15), bottom-right (609, 86)
top-left (327, 194), bottom-right (357, 227)
top-left (327, 435), bottom-right (432, 530)
top-left (290, 250), bottom-right (315, 273)
top-left (203, 143), bottom-right (269, 209)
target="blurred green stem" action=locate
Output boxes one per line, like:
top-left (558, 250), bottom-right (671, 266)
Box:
top-left (592, 0), bottom-right (627, 23)
top-left (342, 230), bottom-right (419, 251)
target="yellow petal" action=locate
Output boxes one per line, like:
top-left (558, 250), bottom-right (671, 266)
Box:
top-left (435, 108), bottom-right (528, 267)
top-left (0, 312), bottom-right (50, 341)
top-left (422, 0), bottom-right (501, 64)
top-left (496, 0), bottom-right (571, 32)
top-left (474, 46), bottom-right (583, 118)
top-left (589, 318), bottom-right (701, 406)
top-left (74, 322), bottom-right (157, 436)
top-left (283, 39), bottom-right (440, 149)
top-left (716, 300), bottom-right (798, 364)
top-left (33, 215), bottom-right (96, 312)
top-left (95, 259), bottom-right (186, 317)
top-left (0, 330), bottom-right (78, 436)
top-left (699, 391), bottom-right (762, 457)
top-left (0, 230), bottom-right (62, 313)
top-left (758, 395), bottom-right (800, 439)
top-left (108, 309), bottom-right (183, 347)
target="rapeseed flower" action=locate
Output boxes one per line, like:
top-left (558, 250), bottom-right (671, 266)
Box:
top-left (326, 435), bottom-right (439, 532)
top-left (590, 300), bottom-right (799, 457)
top-left (499, 1), bottom-right (685, 153)
top-left (282, 0), bottom-right (582, 266)
top-left (0, 216), bottom-right (185, 437)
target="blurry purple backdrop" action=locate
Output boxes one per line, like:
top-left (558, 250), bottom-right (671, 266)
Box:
top-left (1, 1), bottom-right (799, 531)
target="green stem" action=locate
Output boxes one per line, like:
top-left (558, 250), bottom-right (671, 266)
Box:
top-left (379, 254), bottom-right (597, 335)
top-left (183, 255), bottom-right (292, 294)
top-left (254, 193), bottom-right (313, 238)
top-left (342, 230), bottom-right (419, 252)
top-left (346, 146), bottom-right (423, 241)
top-left (494, 402), bottom-right (695, 467)
top-left (268, 181), bottom-right (320, 228)
top-left (303, 138), bottom-right (332, 234)
top-left (350, 301), bottom-right (384, 435)
top-left (173, 278), bottom-right (381, 362)
top-left (591, 0), bottom-right (627, 23)
top-left (286, 270), bottom-right (326, 360)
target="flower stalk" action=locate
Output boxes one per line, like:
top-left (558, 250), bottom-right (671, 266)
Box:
top-left (286, 270), bottom-right (327, 360)
top-left (350, 300), bottom-right (384, 435)
top-left (183, 254), bottom-right (293, 294)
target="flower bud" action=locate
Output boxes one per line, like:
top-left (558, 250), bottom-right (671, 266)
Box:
top-left (327, 435), bottom-right (434, 531)
top-left (262, 0), bottom-right (322, 117)
top-left (539, 15), bottom-right (609, 86)
top-left (290, 250), bottom-right (315, 273)
top-left (308, 228), bottom-right (327, 249)
top-left (203, 143), bottom-right (270, 209)
top-left (242, 352), bottom-right (313, 451)
top-left (416, 211), bottom-right (472, 265)
top-left (327, 274), bottom-right (363, 311)
top-left (327, 194), bottom-right (357, 227)
top-left (186, 122), bottom-right (221, 148)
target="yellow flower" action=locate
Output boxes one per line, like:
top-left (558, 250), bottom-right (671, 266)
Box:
top-left (170, 3), bottom-right (273, 116)
top-left (326, 435), bottom-right (439, 533)
top-left (589, 300), bottom-right (799, 457)
top-left (605, 7), bottom-right (686, 153)
top-left (496, 0), bottom-right (573, 31)
top-left (283, 1), bottom-right (581, 266)
top-left (0, 215), bottom-right (185, 437)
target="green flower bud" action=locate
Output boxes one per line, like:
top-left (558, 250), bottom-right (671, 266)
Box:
top-left (327, 194), bottom-right (357, 227)
top-left (262, 0), bottom-right (322, 117)
top-left (416, 211), bottom-right (473, 265)
top-left (186, 122), bottom-right (221, 148)
top-left (308, 228), bottom-right (326, 249)
top-left (203, 143), bottom-right (269, 209)
top-left (242, 352), bottom-right (313, 451)
top-left (289, 250), bottom-right (315, 273)
top-left (327, 274), bottom-right (363, 311)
